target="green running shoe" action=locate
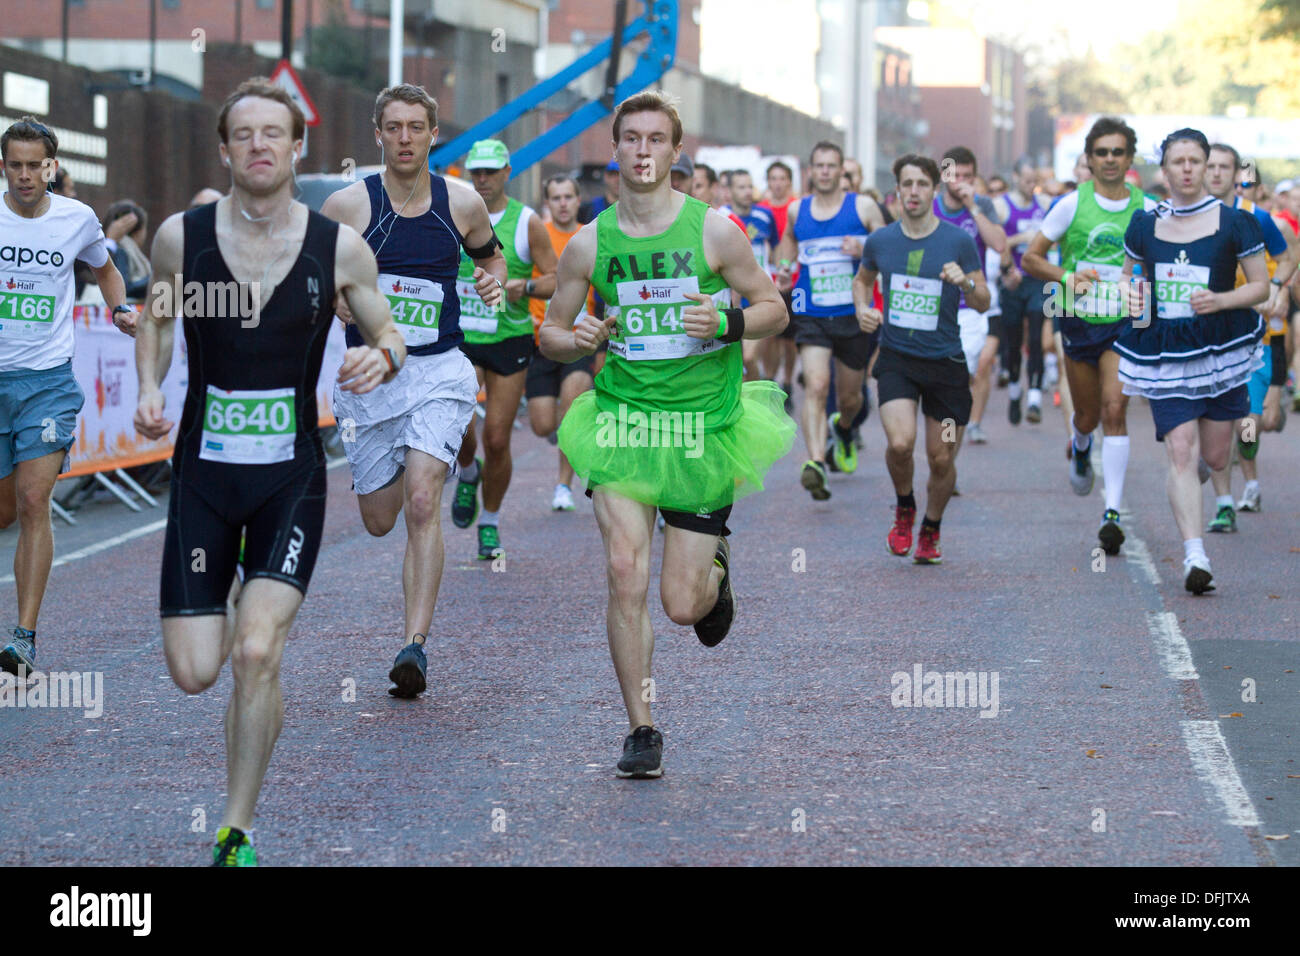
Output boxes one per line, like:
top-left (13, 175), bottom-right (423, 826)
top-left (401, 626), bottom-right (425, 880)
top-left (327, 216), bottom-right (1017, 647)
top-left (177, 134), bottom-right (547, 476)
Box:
top-left (829, 412), bottom-right (858, 474)
top-left (1207, 505), bottom-right (1237, 533)
top-left (477, 524), bottom-right (503, 560)
top-left (452, 458), bottom-right (482, 529)
top-left (212, 826), bottom-right (257, 867)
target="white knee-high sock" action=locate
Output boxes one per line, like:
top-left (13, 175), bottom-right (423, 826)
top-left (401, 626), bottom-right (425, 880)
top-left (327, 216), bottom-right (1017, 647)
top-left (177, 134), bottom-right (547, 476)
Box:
top-left (1102, 436), bottom-right (1130, 511)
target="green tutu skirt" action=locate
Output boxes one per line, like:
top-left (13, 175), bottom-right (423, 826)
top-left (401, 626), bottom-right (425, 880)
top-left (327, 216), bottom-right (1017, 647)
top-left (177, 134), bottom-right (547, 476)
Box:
top-left (558, 380), bottom-right (796, 514)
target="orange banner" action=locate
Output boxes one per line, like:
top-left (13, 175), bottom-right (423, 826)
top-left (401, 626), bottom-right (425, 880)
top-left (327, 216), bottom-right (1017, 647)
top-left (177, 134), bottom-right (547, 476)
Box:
top-left (63, 306), bottom-right (347, 479)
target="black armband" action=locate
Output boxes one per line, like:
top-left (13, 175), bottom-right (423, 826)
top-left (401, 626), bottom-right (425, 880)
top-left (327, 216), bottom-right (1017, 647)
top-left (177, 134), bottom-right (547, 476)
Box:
top-left (462, 233), bottom-right (503, 260)
top-left (1270, 334), bottom-right (1288, 386)
top-left (720, 307), bottom-right (745, 344)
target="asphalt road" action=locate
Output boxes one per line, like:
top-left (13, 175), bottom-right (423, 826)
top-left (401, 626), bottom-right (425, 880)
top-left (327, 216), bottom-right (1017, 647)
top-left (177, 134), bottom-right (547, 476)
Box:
top-left (1, 385), bottom-right (1297, 866)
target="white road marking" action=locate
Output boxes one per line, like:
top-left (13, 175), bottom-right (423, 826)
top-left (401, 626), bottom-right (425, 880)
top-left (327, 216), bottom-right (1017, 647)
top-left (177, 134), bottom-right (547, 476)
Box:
top-left (0, 456), bottom-right (348, 584)
top-left (1181, 720), bottom-right (1262, 827)
top-left (1123, 534), bottom-right (1161, 586)
top-left (0, 518), bottom-right (167, 585)
top-left (1147, 610), bottom-right (1199, 680)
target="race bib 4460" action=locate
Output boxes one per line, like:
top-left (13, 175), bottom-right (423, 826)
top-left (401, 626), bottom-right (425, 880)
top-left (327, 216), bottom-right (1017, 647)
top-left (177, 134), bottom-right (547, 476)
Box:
top-left (380, 273), bottom-right (442, 347)
top-left (0, 274), bottom-right (57, 338)
top-left (457, 278), bottom-right (498, 335)
top-left (201, 386), bottom-right (296, 464)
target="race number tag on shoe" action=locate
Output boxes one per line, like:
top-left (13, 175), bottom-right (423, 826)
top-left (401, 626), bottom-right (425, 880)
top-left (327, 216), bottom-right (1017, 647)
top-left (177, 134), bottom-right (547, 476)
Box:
top-left (201, 386), bottom-right (296, 464)
top-left (457, 278), bottom-right (498, 335)
top-left (1154, 260), bottom-right (1211, 319)
top-left (0, 274), bottom-right (57, 339)
top-left (1074, 260), bottom-right (1124, 318)
top-left (380, 273), bottom-right (442, 347)
top-left (887, 274), bottom-right (941, 331)
top-left (607, 278), bottom-right (731, 361)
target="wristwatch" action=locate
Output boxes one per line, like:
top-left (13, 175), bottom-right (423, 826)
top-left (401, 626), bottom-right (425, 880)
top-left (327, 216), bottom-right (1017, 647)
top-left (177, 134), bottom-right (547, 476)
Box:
top-left (382, 347), bottom-right (402, 373)
top-left (964, 278), bottom-right (976, 292)
top-left (1270, 277), bottom-right (1284, 287)
top-left (112, 304), bottom-right (133, 317)
top-left (525, 278), bottom-right (536, 296)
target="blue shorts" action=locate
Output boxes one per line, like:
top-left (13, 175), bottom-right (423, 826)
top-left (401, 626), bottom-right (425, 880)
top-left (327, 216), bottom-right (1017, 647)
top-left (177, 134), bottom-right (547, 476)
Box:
top-left (1247, 344), bottom-right (1272, 416)
top-left (1058, 315), bottom-right (1124, 366)
top-left (0, 361), bottom-right (84, 480)
top-left (1150, 385), bottom-right (1249, 442)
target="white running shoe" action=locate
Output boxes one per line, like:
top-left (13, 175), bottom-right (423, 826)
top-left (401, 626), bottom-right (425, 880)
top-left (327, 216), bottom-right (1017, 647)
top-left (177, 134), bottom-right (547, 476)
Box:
top-left (1236, 485), bottom-right (1262, 512)
top-left (551, 484), bottom-right (576, 512)
top-left (967, 423), bottom-right (988, 444)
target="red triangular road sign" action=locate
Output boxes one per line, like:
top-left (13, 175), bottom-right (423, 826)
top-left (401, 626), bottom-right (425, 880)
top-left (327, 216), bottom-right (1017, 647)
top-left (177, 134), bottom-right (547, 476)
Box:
top-left (269, 59), bottom-right (320, 127)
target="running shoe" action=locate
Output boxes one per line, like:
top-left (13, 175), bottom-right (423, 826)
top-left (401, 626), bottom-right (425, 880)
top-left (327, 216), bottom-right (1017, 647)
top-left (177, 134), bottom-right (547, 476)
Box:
top-left (0, 629), bottom-right (35, 676)
top-left (1197, 457), bottom-right (1211, 484)
top-left (997, 369), bottom-right (1010, 388)
top-left (387, 641), bottom-right (427, 698)
top-left (615, 725), bottom-right (663, 779)
top-left (212, 827), bottom-right (257, 867)
top-left (1098, 509), bottom-right (1124, 555)
top-left (451, 458), bottom-right (482, 529)
top-left (967, 423), bottom-right (988, 444)
top-left (1069, 441), bottom-right (1095, 496)
top-left (1237, 485), bottom-right (1262, 512)
top-left (800, 460), bottom-right (831, 501)
top-left (887, 505), bottom-right (916, 556)
top-left (1183, 556), bottom-right (1215, 595)
top-left (1026, 403), bottom-right (1042, 424)
top-left (477, 524), bottom-right (503, 560)
top-left (829, 412), bottom-right (858, 473)
top-left (693, 537), bottom-right (734, 647)
top-left (913, 525), bottom-right (942, 564)
top-left (1008, 396), bottom-right (1021, 426)
top-left (551, 484), bottom-right (575, 512)
top-left (782, 384), bottom-right (794, 416)
top-left (1207, 505), bottom-right (1236, 533)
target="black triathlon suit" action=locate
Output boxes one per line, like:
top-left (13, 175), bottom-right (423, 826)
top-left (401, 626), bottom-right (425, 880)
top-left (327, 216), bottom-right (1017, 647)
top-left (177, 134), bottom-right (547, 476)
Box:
top-left (160, 202), bottom-right (337, 616)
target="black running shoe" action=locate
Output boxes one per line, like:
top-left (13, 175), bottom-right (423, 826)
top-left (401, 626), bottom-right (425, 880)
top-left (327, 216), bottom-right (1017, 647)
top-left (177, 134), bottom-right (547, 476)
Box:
top-left (451, 458), bottom-right (482, 529)
top-left (388, 642), bottom-right (427, 698)
top-left (1098, 508), bottom-right (1124, 555)
top-left (1008, 395), bottom-right (1021, 425)
top-left (800, 460), bottom-right (831, 500)
top-left (615, 725), bottom-right (663, 778)
top-left (694, 537), bottom-right (734, 647)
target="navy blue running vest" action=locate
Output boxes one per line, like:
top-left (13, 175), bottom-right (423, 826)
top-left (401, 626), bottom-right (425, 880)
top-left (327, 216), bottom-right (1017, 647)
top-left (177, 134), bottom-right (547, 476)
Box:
top-left (344, 172), bottom-right (465, 356)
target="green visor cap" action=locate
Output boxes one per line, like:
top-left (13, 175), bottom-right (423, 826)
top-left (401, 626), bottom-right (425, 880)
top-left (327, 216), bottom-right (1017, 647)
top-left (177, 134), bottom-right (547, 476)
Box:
top-left (465, 139), bottom-right (510, 170)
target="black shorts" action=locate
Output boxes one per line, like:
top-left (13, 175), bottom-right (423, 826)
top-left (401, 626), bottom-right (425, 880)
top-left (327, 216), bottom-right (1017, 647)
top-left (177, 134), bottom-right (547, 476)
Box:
top-left (160, 447), bottom-right (327, 616)
top-left (460, 334), bottom-right (535, 378)
top-left (525, 352), bottom-right (595, 399)
top-left (872, 346), bottom-right (973, 425)
top-left (1058, 315), bottom-right (1124, 366)
top-left (585, 485), bottom-right (732, 536)
top-left (792, 314), bottom-right (877, 370)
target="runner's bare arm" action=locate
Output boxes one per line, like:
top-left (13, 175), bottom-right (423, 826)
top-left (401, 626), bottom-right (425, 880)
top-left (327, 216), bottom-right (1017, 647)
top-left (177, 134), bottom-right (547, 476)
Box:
top-left (706, 210), bottom-right (786, 338)
top-left (522, 213), bottom-right (558, 299)
top-left (334, 224), bottom-right (406, 393)
top-left (539, 223), bottom-right (603, 361)
top-left (133, 213), bottom-right (184, 439)
top-left (446, 177), bottom-right (506, 309)
top-left (1020, 232), bottom-right (1064, 284)
top-left (773, 202), bottom-right (800, 281)
top-left (88, 256), bottom-right (136, 336)
top-left (857, 194), bottom-right (886, 233)
top-left (852, 263), bottom-right (882, 334)
top-left (971, 199), bottom-right (1008, 254)
top-left (320, 183), bottom-right (373, 324)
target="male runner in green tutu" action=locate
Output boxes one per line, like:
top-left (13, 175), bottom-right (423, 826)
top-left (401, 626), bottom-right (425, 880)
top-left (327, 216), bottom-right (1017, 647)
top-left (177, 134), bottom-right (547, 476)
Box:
top-left (539, 90), bottom-right (795, 778)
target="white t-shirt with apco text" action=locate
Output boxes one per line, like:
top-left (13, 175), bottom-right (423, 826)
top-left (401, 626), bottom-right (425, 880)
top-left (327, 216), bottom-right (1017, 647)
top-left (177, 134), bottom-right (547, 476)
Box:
top-left (0, 192), bottom-right (109, 371)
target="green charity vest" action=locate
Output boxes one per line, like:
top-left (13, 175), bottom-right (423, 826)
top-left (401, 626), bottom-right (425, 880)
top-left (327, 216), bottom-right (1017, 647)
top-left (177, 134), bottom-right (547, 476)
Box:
top-left (1059, 180), bottom-right (1145, 324)
top-left (459, 197), bottom-right (534, 344)
top-left (591, 194), bottom-right (740, 431)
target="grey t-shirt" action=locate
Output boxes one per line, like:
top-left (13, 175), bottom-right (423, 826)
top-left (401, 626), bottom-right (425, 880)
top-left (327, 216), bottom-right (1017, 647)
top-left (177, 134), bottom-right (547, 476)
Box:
top-left (860, 220), bottom-right (982, 360)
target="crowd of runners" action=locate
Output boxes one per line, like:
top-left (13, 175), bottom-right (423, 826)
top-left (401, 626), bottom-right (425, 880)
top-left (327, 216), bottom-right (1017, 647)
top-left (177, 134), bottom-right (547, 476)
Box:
top-left (1, 77), bottom-right (1297, 864)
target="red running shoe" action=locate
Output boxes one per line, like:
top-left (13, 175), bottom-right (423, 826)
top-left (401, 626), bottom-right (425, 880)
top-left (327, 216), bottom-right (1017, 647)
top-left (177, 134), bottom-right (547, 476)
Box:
top-left (887, 505), bottom-right (916, 556)
top-left (913, 524), bottom-right (942, 564)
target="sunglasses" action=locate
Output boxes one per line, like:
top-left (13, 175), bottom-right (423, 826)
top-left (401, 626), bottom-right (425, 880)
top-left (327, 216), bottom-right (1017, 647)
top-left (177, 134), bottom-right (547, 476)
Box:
top-left (1091, 147), bottom-right (1128, 158)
